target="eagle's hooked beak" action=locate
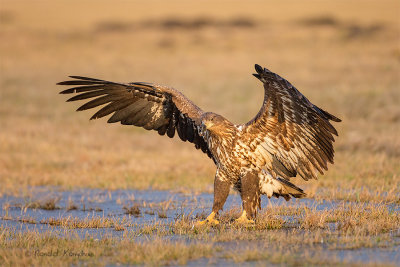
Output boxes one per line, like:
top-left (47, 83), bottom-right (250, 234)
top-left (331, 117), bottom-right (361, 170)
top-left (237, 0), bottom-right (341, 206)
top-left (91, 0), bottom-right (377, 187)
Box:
top-left (202, 121), bottom-right (214, 130)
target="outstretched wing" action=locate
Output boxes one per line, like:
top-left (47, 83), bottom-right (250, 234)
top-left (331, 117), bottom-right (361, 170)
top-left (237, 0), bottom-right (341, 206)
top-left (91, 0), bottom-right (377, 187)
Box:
top-left (58, 76), bottom-right (214, 160)
top-left (241, 64), bottom-right (341, 181)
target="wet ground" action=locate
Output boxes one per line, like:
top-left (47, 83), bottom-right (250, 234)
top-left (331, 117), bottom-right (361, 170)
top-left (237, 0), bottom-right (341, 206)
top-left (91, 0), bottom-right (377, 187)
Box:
top-left (1, 187), bottom-right (399, 266)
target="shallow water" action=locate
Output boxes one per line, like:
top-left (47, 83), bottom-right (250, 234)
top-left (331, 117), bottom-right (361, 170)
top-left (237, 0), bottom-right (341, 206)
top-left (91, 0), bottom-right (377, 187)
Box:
top-left (1, 187), bottom-right (399, 265)
top-left (0, 187), bottom-right (346, 234)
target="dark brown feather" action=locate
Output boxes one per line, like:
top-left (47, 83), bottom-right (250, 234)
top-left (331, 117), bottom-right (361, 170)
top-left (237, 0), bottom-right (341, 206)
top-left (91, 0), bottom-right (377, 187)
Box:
top-left (91, 99), bottom-right (133, 120)
top-left (57, 80), bottom-right (105, 86)
top-left (244, 64), bottom-right (341, 181)
top-left (58, 76), bottom-right (214, 161)
top-left (67, 90), bottom-right (119, 102)
top-left (157, 124), bottom-right (168, 136)
top-left (60, 85), bottom-right (106, 94)
top-left (77, 95), bottom-right (125, 111)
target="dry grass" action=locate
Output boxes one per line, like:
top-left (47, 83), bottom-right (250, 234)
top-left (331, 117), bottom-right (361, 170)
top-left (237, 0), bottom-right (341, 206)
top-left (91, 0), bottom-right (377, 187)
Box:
top-left (1, 215), bottom-right (37, 225)
top-left (0, 0), bottom-right (399, 265)
top-left (330, 202), bottom-right (400, 235)
top-left (0, 0), bottom-right (399, 199)
top-left (1, 213), bottom-right (134, 231)
top-left (8, 196), bottom-right (61, 212)
top-left (40, 215), bottom-right (132, 230)
top-left (1, 201), bottom-right (399, 265)
top-left (123, 203), bottom-right (141, 217)
top-left (0, 227), bottom-right (214, 266)
top-left (122, 202), bottom-right (399, 242)
top-left (66, 198), bottom-right (78, 211)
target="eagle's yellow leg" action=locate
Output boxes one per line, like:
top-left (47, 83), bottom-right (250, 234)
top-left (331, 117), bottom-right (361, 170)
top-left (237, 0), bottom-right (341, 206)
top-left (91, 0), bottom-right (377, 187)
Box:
top-left (195, 211), bottom-right (219, 226)
top-left (235, 210), bottom-right (255, 224)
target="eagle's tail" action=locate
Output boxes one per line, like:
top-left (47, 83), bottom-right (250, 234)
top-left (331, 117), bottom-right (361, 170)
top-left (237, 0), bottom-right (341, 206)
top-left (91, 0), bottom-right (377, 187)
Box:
top-left (259, 170), bottom-right (306, 201)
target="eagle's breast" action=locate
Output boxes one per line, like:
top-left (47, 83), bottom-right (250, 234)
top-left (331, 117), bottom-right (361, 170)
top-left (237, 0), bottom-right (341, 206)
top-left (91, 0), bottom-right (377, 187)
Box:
top-left (204, 123), bottom-right (239, 170)
top-left (233, 127), bottom-right (267, 168)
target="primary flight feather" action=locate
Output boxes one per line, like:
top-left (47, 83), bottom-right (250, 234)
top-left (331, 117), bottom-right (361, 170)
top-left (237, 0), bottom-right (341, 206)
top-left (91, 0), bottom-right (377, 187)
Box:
top-left (58, 64), bottom-right (341, 224)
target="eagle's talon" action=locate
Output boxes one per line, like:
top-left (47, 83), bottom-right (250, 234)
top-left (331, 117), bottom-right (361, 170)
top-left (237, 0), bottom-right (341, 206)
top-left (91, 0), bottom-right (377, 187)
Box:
top-left (235, 211), bottom-right (255, 224)
top-left (195, 211), bottom-right (219, 226)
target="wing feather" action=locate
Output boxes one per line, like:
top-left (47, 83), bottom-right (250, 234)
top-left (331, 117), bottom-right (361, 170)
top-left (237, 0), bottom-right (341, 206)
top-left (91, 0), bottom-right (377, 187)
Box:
top-left (243, 64), bottom-right (341, 181)
top-left (58, 76), bottom-right (213, 161)
top-left (77, 95), bottom-right (125, 111)
top-left (90, 99), bottom-right (133, 120)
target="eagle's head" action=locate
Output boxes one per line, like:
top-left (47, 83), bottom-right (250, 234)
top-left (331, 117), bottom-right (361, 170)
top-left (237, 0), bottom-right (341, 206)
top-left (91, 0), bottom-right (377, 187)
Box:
top-left (200, 112), bottom-right (231, 135)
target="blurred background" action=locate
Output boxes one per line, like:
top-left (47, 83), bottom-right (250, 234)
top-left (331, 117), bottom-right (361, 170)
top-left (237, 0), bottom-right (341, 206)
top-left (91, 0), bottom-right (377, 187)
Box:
top-left (0, 0), bottom-right (399, 196)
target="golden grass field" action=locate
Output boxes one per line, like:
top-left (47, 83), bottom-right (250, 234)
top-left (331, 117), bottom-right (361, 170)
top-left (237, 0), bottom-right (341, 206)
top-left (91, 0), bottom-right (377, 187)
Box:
top-left (1, 0), bottom-right (400, 266)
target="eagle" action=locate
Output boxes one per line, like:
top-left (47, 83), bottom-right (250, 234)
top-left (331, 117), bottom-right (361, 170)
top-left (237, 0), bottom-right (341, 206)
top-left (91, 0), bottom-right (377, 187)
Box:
top-left (58, 64), bottom-right (341, 224)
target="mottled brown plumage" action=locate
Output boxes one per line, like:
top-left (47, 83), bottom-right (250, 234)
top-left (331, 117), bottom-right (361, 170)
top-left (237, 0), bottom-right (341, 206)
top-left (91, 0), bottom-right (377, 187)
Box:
top-left (58, 64), bottom-right (341, 223)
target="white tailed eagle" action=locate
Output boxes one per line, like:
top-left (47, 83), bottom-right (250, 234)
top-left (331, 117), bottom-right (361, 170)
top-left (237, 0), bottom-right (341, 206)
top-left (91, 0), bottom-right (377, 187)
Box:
top-left (58, 64), bottom-right (341, 224)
